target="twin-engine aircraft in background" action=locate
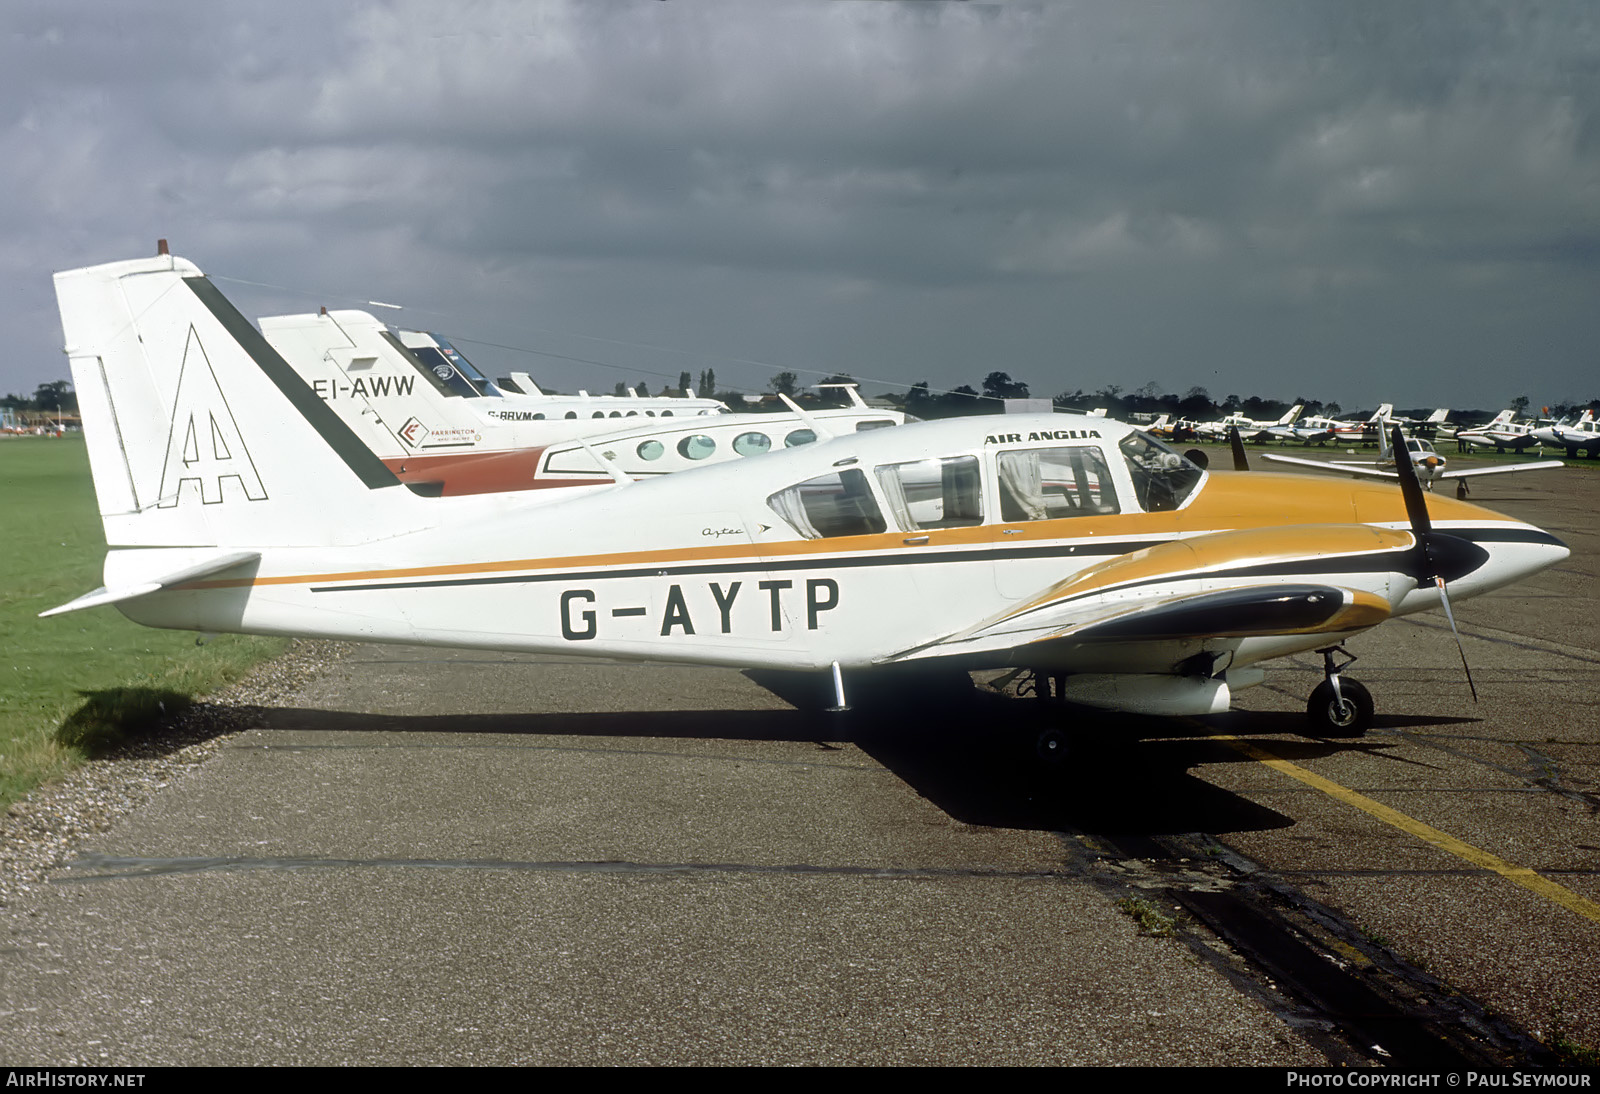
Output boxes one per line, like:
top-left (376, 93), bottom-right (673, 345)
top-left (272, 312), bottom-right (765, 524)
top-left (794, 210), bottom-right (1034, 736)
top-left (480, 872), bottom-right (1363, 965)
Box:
top-left (44, 250), bottom-right (1569, 754)
top-left (1532, 410), bottom-right (1599, 459)
top-left (260, 308), bottom-right (903, 494)
top-left (1455, 410), bottom-right (1545, 453)
top-left (1262, 418), bottom-right (1565, 498)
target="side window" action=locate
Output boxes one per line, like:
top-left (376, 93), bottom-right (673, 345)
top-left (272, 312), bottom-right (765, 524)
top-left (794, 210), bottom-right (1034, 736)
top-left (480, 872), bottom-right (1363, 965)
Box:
top-left (855, 419), bottom-right (897, 432)
top-left (732, 432), bottom-right (772, 456)
top-left (768, 469), bottom-right (887, 539)
top-left (996, 447), bottom-right (1119, 521)
top-left (874, 456), bottom-right (983, 531)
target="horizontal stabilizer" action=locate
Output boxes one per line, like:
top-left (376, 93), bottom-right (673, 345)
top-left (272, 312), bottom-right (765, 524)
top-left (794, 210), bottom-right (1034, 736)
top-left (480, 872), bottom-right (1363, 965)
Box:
top-left (39, 551), bottom-right (260, 618)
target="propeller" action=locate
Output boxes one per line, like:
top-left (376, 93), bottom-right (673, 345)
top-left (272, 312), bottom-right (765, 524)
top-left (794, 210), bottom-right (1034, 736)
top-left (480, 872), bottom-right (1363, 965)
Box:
top-left (1391, 424), bottom-right (1482, 701)
top-left (1228, 426), bottom-right (1250, 471)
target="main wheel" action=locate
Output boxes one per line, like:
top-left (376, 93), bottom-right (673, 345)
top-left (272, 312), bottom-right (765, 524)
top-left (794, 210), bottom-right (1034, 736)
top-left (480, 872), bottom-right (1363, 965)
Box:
top-left (1307, 678), bottom-right (1373, 737)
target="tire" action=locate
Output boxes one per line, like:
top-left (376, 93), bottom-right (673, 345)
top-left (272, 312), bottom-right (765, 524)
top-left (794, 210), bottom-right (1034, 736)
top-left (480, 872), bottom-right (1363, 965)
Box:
top-left (1307, 678), bottom-right (1373, 737)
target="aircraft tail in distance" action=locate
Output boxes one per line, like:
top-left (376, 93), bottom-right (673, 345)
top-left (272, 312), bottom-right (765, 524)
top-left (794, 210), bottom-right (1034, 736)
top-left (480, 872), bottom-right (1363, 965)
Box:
top-left (261, 309), bottom-right (488, 461)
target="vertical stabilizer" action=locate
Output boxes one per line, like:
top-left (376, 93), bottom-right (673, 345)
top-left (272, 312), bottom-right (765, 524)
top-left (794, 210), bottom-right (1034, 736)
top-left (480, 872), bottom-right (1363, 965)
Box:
top-left (54, 254), bottom-right (406, 548)
top-left (261, 310), bottom-right (486, 460)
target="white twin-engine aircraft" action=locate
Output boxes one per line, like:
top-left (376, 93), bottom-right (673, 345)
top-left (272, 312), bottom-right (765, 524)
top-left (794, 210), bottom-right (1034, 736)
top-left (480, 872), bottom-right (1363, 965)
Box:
top-left (45, 253), bottom-right (1569, 749)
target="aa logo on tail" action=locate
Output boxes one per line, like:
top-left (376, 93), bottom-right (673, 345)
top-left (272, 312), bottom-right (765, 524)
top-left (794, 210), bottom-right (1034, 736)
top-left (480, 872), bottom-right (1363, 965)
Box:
top-left (157, 327), bottom-right (268, 508)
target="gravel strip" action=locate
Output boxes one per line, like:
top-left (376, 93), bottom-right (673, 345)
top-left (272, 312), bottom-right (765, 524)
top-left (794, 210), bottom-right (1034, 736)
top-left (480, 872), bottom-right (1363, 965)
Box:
top-left (0, 639), bottom-right (349, 911)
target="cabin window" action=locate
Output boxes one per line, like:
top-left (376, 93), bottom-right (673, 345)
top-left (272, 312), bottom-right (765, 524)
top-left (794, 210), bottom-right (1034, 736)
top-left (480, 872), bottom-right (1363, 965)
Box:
top-left (785, 429), bottom-right (817, 448)
top-left (609, 411), bottom-right (623, 418)
top-left (733, 432), bottom-right (772, 457)
top-left (996, 447), bottom-right (1119, 521)
top-left (1117, 433), bottom-right (1203, 513)
top-left (678, 434), bottom-right (717, 460)
top-left (768, 469), bottom-right (887, 539)
top-left (637, 440), bottom-right (665, 461)
top-left (626, 411), bottom-right (638, 417)
top-left (661, 410), bottom-right (674, 417)
top-left (592, 411), bottom-right (605, 419)
top-left (533, 412), bottom-right (545, 420)
top-left (875, 456), bottom-right (983, 531)
top-left (564, 411), bottom-right (578, 419)
top-left (856, 419), bottom-right (897, 432)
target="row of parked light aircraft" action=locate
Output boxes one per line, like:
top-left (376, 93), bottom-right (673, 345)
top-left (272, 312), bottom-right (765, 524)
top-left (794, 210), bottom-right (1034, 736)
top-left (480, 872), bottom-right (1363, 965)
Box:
top-left (1147, 403), bottom-right (1598, 458)
top-left (40, 248), bottom-right (1570, 759)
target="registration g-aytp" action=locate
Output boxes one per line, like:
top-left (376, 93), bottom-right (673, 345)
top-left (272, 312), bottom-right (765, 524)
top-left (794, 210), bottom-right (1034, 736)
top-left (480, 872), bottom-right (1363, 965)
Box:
top-left (45, 252), bottom-right (1570, 751)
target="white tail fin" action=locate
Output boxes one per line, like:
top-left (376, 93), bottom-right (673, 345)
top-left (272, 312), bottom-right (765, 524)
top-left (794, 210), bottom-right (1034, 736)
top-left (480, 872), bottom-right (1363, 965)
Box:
top-left (1275, 404), bottom-right (1303, 425)
top-left (55, 254), bottom-right (408, 548)
top-left (261, 310), bottom-right (487, 460)
top-left (1426, 408), bottom-right (1450, 424)
top-left (1369, 403), bottom-right (1394, 423)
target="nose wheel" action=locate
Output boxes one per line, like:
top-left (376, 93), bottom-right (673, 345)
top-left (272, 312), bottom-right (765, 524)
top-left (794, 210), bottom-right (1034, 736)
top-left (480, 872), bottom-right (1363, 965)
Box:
top-left (1307, 646), bottom-right (1373, 737)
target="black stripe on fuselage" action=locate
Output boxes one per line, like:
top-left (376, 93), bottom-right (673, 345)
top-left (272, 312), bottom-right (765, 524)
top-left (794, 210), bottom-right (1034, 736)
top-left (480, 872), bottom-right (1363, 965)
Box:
top-left (183, 276), bottom-right (403, 491)
top-left (302, 524), bottom-right (1556, 597)
top-left (308, 539), bottom-right (1171, 594)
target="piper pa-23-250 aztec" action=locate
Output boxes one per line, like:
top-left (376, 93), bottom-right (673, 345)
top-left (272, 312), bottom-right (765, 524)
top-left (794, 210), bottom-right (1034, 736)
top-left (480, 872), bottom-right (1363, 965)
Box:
top-left (44, 251), bottom-right (1569, 753)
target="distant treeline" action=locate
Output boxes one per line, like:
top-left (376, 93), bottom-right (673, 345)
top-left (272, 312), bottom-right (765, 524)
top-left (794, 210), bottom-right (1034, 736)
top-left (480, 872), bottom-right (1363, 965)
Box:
top-left (1, 381), bottom-right (76, 413)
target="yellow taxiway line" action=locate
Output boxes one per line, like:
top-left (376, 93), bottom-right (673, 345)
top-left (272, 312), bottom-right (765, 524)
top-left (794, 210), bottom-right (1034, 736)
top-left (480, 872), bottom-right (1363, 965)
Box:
top-left (1218, 735), bottom-right (1600, 926)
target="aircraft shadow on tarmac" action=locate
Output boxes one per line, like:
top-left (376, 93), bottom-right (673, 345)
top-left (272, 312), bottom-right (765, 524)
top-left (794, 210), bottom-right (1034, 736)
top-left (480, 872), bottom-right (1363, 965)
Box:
top-left (156, 671), bottom-right (1476, 840)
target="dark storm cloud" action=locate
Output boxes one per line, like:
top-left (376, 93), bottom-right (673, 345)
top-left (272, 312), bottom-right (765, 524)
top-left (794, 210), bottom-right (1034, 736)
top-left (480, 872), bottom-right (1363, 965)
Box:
top-left (4, 1), bottom-right (1597, 408)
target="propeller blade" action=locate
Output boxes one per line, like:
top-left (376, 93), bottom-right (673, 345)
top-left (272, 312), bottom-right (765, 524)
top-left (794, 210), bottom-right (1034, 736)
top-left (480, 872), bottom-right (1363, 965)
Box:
top-left (1396, 424), bottom-right (1478, 702)
top-left (1434, 576), bottom-right (1478, 702)
top-left (1228, 427), bottom-right (1249, 471)
top-left (1392, 424), bottom-right (1432, 539)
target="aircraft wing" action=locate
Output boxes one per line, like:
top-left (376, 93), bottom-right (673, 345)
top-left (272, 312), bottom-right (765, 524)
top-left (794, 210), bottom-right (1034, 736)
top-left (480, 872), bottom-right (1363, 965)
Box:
top-left (1439, 460), bottom-right (1564, 481)
top-left (883, 524), bottom-right (1403, 668)
top-left (1262, 454), bottom-right (1397, 480)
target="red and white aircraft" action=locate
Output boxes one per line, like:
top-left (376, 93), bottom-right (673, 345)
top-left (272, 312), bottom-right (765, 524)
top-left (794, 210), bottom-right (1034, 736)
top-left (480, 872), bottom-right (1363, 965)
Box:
top-left (260, 308), bottom-right (902, 495)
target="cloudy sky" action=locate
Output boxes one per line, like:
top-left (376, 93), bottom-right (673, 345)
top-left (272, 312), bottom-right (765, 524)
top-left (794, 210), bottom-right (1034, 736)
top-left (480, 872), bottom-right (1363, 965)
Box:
top-left (5, 1), bottom-right (1597, 412)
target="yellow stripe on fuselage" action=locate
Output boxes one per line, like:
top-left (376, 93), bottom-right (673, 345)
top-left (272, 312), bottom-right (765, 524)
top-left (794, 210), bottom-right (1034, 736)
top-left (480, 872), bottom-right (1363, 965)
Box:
top-left (177, 471), bottom-right (1520, 593)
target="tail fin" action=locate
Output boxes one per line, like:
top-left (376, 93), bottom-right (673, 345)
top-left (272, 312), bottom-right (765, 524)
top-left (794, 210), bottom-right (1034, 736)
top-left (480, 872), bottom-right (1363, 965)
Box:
top-left (55, 253), bottom-right (404, 548)
top-left (1426, 408), bottom-right (1450, 424)
top-left (260, 309), bottom-right (487, 459)
top-left (1276, 404), bottom-right (1303, 425)
top-left (1369, 403), bottom-right (1394, 423)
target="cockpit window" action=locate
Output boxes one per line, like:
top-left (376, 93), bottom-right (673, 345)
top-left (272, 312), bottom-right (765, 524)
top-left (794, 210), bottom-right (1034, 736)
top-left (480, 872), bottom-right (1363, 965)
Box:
top-left (768, 469), bottom-right (887, 539)
top-left (997, 447), bottom-right (1119, 521)
top-left (875, 456), bottom-right (983, 531)
top-left (1118, 432), bottom-right (1204, 512)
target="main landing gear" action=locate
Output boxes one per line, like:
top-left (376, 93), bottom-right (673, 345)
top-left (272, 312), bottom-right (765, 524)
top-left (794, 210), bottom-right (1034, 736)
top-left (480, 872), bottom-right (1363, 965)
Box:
top-left (1022, 669), bottom-right (1073, 766)
top-left (1306, 645), bottom-right (1373, 737)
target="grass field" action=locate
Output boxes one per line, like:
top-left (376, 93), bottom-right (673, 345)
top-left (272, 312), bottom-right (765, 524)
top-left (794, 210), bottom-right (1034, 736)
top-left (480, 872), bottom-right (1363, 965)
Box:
top-left (0, 435), bottom-right (286, 810)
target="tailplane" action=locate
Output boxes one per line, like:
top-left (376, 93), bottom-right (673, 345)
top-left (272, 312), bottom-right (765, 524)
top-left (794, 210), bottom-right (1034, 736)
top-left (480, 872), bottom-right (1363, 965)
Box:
top-left (55, 251), bottom-right (406, 549)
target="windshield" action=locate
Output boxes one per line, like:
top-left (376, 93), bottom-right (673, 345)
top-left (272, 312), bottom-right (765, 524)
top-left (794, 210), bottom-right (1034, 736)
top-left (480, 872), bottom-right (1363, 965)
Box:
top-left (1118, 432), bottom-right (1204, 512)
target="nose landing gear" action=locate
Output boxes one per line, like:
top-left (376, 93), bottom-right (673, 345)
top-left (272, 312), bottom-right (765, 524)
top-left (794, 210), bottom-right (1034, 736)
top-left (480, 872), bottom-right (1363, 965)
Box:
top-left (1307, 645), bottom-right (1373, 737)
